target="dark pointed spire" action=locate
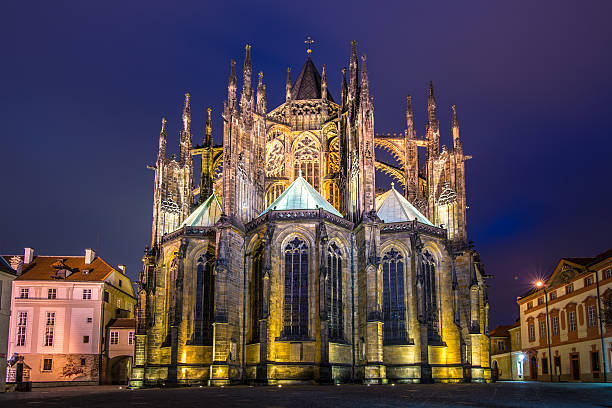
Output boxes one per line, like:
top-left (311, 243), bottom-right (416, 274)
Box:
top-left (427, 81), bottom-right (438, 133)
top-left (227, 60), bottom-right (237, 110)
top-left (406, 95), bottom-right (413, 132)
top-left (205, 107), bottom-right (212, 145)
top-left (257, 71), bottom-right (267, 114)
top-left (321, 64), bottom-right (327, 101)
top-left (180, 93), bottom-right (192, 164)
top-left (349, 40), bottom-right (359, 95)
top-left (285, 67), bottom-right (292, 102)
top-left (243, 44), bottom-right (252, 92)
top-left (359, 54), bottom-right (369, 102)
top-left (200, 107), bottom-right (213, 203)
top-left (157, 117), bottom-right (167, 160)
top-left (341, 67), bottom-right (348, 109)
top-left (452, 104), bottom-right (461, 149)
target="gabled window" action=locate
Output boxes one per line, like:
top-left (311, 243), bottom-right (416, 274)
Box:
top-left (327, 242), bottom-right (343, 341)
top-left (382, 249), bottom-right (407, 344)
top-left (282, 237), bottom-right (309, 338)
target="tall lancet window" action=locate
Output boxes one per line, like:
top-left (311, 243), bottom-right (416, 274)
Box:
top-left (382, 249), bottom-right (407, 344)
top-left (422, 251), bottom-right (439, 340)
top-left (294, 135), bottom-right (320, 190)
top-left (327, 242), bottom-right (343, 341)
top-left (193, 253), bottom-right (215, 344)
top-left (283, 237), bottom-right (309, 338)
top-left (249, 243), bottom-right (264, 342)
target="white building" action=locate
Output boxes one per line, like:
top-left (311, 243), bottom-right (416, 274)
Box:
top-left (0, 256), bottom-right (16, 392)
top-left (3, 248), bottom-right (136, 386)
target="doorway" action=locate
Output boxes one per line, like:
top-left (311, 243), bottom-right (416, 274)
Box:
top-left (570, 354), bottom-right (580, 381)
top-left (530, 356), bottom-right (537, 380)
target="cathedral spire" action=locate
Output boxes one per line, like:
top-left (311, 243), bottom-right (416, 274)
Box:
top-left (359, 54), bottom-right (369, 102)
top-left (340, 67), bottom-right (348, 110)
top-left (157, 117), bottom-right (167, 161)
top-left (200, 108), bottom-right (213, 202)
top-left (406, 95), bottom-right (414, 134)
top-left (285, 67), bottom-right (292, 102)
top-left (180, 93), bottom-right (192, 164)
top-left (349, 40), bottom-right (359, 97)
top-left (256, 71), bottom-right (267, 114)
top-left (240, 44), bottom-right (253, 113)
top-left (321, 64), bottom-right (327, 101)
top-left (427, 81), bottom-right (438, 133)
top-left (452, 104), bottom-right (461, 149)
top-left (227, 60), bottom-right (237, 110)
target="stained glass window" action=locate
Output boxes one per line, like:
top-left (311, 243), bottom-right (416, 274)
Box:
top-left (422, 251), bottom-right (439, 340)
top-left (250, 243), bottom-right (264, 342)
top-left (194, 253), bottom-right (215, 344)
top-left (294, 135), bottom-right (320, 191)
top-left (382, 249), bottom-right (407, 344)
top-left (283, 237), bottom-right (309, 338)
top-left (327, 242), bottom-right (343, 341)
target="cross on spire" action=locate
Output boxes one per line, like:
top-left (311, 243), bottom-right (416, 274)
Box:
top-left (305, 36), bottom-right (314, 56)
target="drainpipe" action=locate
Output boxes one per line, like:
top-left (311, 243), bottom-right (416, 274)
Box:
top-left (594, 268), bottom-right (608, 382)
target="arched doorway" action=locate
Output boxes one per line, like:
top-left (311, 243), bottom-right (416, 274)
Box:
top-left (108, 356), bottom-right (132, 385)
top-left (492, 360), bottom-right (499, 381)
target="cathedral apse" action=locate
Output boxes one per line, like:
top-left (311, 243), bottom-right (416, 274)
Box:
top-left (130, 40), bottom-right (491, 387)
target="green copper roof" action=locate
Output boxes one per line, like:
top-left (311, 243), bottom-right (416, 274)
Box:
top-left (260, 175), bottom-right (342, 217)
top-left (180, 193), bottom-right (222, 227)
top-left (375, 184), bottom-right (433, 225)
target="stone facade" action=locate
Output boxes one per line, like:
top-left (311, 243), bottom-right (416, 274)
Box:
top-left (132, 41), bottom-right (491, 387)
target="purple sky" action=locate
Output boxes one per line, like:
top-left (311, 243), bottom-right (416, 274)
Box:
top-left (2, 1), bottom-right (611, 328)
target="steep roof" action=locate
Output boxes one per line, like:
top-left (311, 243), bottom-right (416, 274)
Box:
top-left (180, 193), bottom-right (222, 227)
top-left (107, 318), bottom-right (136, 329)
top-left (375, 184), bottom-right (433, 226)
top-left (260, 175), bottom-right (342, 217)
top-left (291, 57), bottom-right (334, 102)
top-left (489, 324), bottom-right (515, 337)
top-left (1, 255), bottom-right (117, 282)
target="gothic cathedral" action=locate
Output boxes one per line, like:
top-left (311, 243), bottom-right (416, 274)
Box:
top-left (131, 41), bottom-right (491, 386)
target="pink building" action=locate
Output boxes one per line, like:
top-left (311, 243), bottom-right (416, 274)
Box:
top-left (3, 248), bottom-right (136, 386)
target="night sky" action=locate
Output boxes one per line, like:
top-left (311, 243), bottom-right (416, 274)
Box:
top-left (2, 1), bottom-right (611, 328)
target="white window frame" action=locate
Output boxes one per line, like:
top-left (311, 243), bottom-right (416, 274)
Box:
top-left (16, 312), bottom-right (27, 346)
top-left (528, 324), bottom-right (535, 342)
top-left (587, 305), bottom-right (597, 327)
top-left (44, 312), bottom-right (55, 347)
top-left (19, 288), bottom-right (29, 299)
top-left (47, 288), bottom-right (57, 299)
top-left (82, 289), bottom-right (92, 300)
top-left (128, 331), bottom-right (134, 345)
top-left (568, 311), bottom-right (577, 332)
top-left (552, 316), bottom-right (559, 335)
top-left (110, 331), bottom-right (119, 345)
top-left (539, 320), bottom-right (546, 339)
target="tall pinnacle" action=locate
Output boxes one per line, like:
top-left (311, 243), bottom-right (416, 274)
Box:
top-left (406, 95), bottom-right (413, 131)
top-left (227, 60), bottom-right (237, 110)
top-left (452, 104), bottom-right (461, 149)
top-left (158, 117), bottom-right (167, 160)
top-left (427, 81), bottom-right (438, 132)
top-left (243, 44), bottom-right (252, 92)
top-left (285, 67), bottom-right (292, 102)
top-left (349, 40), bottom-right (359, 94)
top-left (205, 107), bottom-right (212, 143)
top-left (360, 54), bottom-right (369, 101)
top-left (321, 64), bottom-right (328, 100)
top-left (182, 93), bottom-right (191, 133)
top-left (257, 71), bottom-right (267, 114)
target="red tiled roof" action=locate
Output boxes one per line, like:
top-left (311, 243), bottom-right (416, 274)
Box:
top-left (1, 255), bottom-right (116, 282)
top-left (107, 318), bottom-right (136, 329)
top-left (489, 324), bottom-right (514, 337)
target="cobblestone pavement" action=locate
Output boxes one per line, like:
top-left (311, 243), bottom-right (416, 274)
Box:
top-left (1, 382), bottom-right (611, 407)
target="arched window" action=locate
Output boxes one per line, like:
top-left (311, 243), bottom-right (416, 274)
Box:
top-left (168, 258), bottom-right (179, 319)
top-left (265, 183), bottom-right (286, 207)
top-left (294, 135), bottom-right (320, 191)
top-left (193, 253), bottom-right (215, 345)
top-left (266, 140), bottom-right (285, 177)
top-left (324, 181), bottom-right (340, 211)
top-left (283, 237), bottom-right (309, 338)
top-left (249, 243), bottom-right (264, 342)
top-left (382, 249), bottom-right (407, 344)
top-left (422, 251), bottom-right (439, 341)
top-left (327, 242), bottom-right (343, 341)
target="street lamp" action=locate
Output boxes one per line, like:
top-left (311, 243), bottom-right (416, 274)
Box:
top-left (535, 280), bottom-right (554, 382)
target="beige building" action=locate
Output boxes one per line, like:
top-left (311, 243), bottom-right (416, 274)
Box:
top-left (517, 247), bottom-right (612, 382)
top-left (490, 322), bottom-right (525, 381)
top-left (106, 318), bottom-right (135, 385)
top-left (3, 248), bottom-right (136, 386)
top-left (0, 257), bottom-right (17, 392)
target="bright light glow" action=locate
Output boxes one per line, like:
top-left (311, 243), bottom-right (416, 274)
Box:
top-left (535, 280), bottom-right (544, 288)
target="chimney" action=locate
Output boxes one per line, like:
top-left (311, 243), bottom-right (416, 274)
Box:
top-left (118, 265), bottom-right (126, 274)
top-left (85, 248), bottom-right (96, 265)
top-left (24, 248), bottom-right (34, 264)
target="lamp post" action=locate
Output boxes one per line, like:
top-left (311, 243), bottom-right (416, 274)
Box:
top-left (536, 280), bottom-right (554, 382)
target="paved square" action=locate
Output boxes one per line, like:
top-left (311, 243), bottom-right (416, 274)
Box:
top-left (1, 382), bottom-right (611, 408)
